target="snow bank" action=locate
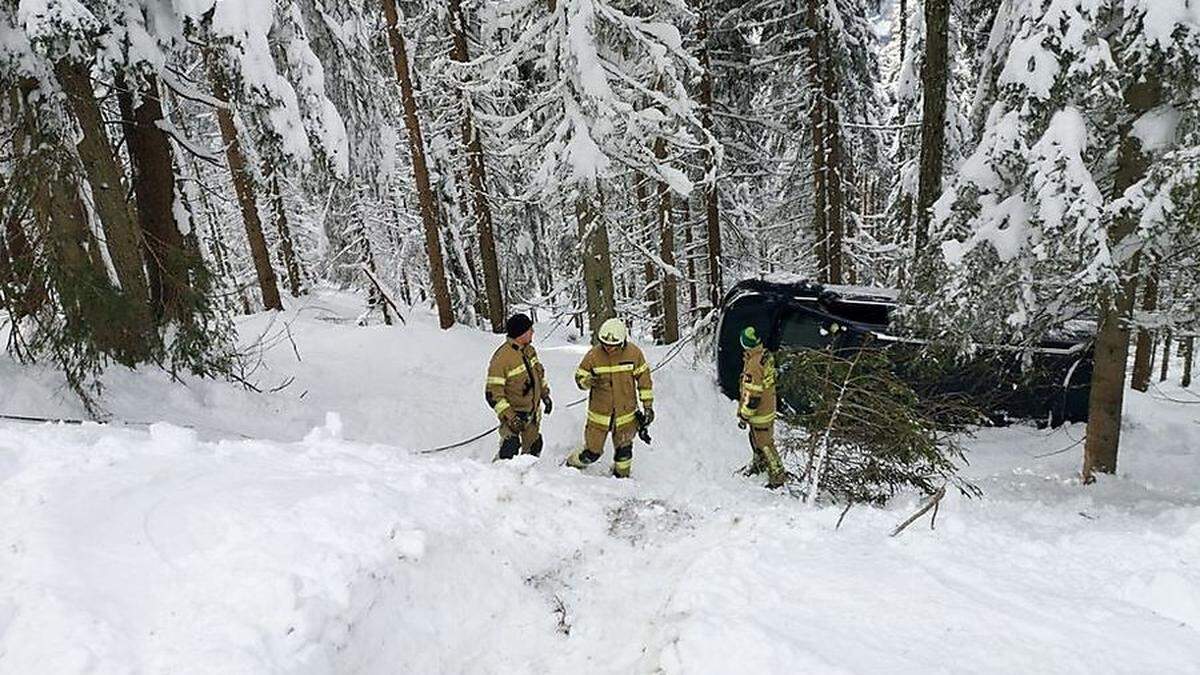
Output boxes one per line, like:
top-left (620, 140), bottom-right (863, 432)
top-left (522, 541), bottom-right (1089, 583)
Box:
top-left (2, 292), bottom-right (1199, 673)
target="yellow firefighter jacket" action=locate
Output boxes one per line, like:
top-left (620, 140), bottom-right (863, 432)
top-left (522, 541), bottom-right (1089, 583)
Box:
top-left (575, 342), bottom-right (653, 429)
top-left (739, 345), bottom-right (777, 428)
top-left (485, 340), bottom-right (549, 420)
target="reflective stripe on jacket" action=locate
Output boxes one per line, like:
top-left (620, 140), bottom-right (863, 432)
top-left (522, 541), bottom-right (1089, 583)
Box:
top-left (485, 340), bottom-right (548, 418)
top-left (575, 342), bottom-right (652, 429)
top-left (739, 345), bottom-right (776, 428)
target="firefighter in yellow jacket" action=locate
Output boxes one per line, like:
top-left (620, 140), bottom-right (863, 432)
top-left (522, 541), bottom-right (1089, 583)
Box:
top-left (485, 313), bottom-right (552, 460)
top-left (738, 326), bottom-right (785, 488)
top-left (566, 318), bottom-right (653, 478)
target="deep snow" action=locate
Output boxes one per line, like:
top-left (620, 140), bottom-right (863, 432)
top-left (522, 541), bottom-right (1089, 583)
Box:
top-left (1, 292), bottom-right (1199, 674)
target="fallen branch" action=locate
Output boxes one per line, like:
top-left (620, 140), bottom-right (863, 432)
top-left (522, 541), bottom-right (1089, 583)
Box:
top-left (835, 502), bottom-right (853, 530)
top-left (889, 485), bottom-right (947, 537)
top-left (361, 265), bottom-right (407, 325)
top-left (0, 412), bottom-right (114, 425)
top-left (553, 594), bottom-right (571, 635)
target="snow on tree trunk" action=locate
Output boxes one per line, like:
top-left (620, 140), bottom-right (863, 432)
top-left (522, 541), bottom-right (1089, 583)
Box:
top-left (822, 51), bottom-right (845, 286)
top-left (636, 176), bottom-right (660, 341)
top-left (697, 2), bottom-right (723, 311)
top-left (656, 137), bottom-right (679, 344)
top-left (578, 194), bottom-right (615, 336)
top-left (681, 194), bottom-right (698, 315)
top-left (208, 60), bottom-right (284, 313)
top-left (383, 0), bottom-right (454, 329)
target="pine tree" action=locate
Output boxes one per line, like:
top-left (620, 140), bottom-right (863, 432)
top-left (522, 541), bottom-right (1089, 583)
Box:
top-left (383, 0), bottom-right (455, 329)
top-left (922, 0), bottom-right (1200, 479)
top-left (207, 54), bottom-right (284, 312)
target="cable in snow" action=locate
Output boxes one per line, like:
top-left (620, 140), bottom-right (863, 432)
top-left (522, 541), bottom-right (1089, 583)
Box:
top-left (414, 325), bottom-right (703, 456)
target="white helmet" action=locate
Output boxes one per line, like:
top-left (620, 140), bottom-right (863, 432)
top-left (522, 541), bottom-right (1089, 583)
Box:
top-left (597, 318), bottom-right (628, 346)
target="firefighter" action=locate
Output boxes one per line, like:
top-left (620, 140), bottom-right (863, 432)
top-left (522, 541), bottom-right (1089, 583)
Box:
top-left (485, 313), bottom-right (552, 460)
top-left (738, 326), bottom-right (785, 488)
top-left (566, 318), bottom-right (653, 478)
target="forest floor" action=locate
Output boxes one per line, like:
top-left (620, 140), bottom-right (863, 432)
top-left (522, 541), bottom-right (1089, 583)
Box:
top-left (2, 291), bottom-right (1199, 674)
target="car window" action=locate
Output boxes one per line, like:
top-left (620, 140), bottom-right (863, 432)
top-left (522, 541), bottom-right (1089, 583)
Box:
top-left (778, 307), bottom-right (831, 350)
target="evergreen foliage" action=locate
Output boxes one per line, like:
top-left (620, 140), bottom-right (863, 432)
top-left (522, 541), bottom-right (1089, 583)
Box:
top-left (775, 345), bottom-right (981, 505)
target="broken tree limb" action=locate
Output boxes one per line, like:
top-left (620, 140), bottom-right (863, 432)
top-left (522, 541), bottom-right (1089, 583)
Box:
top-left (890, 485), bottom-right (947, 537)
top-left (835, 502), bottom-right (853, 530)
top-left (361, 265), bottom-right (407, 325)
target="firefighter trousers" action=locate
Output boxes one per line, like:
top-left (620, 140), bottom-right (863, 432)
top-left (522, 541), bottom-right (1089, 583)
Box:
top-left (498, 410), bottom-right (543, 459)
top-left (584, 419), bottom-right (637, 457)
top-left (748, 423), bottom-right (785, 485)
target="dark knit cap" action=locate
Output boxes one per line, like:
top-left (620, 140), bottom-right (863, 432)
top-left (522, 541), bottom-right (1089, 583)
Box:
top-left (506, 313), bottom-right (533, 338)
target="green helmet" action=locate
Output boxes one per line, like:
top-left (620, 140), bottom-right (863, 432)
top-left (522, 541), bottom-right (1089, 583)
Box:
top-left (740, 326), bottom-right (762, 349)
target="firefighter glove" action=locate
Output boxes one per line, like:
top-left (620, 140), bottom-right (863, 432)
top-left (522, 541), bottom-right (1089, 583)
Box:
top-left (738, 419), bottom-right (748, 430)
top-left (542, 395), bottom-right (553, 416)
top-left (641, 408), bottom-right (655, 426)
top-left (505, 412), bottom-right (526, 433)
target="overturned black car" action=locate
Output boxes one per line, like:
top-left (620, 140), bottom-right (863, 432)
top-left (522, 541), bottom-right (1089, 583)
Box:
top-left (715, 278), bottom-right (1094, 427)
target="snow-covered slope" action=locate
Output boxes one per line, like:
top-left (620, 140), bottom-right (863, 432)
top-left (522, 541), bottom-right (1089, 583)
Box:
top-left (2, 292), bottom-right (1199, 674)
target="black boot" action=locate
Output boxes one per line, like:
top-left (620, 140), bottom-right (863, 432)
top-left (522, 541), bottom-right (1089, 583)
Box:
top-left (525, 435), bottom-right (544, 457)
top-left (612, 445), bottom-right (633, 478)
top-left (496, 436), bottom-right (521, 461)
top-left (743, 450), bottom-right (766, 476)
top-left (566, 448), bottom-right (602, 469)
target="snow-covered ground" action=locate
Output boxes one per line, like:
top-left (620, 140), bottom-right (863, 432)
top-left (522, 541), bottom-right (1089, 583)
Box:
top-left (2, 292), bottom-right (1199, 674)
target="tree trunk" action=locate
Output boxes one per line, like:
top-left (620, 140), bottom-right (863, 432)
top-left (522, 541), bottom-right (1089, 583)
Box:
top-left (635, 176), bottom-right (660, 340)
top-left (118, 73), bottom-right (192, 324)
top-left (1082, 77), bottom-right (1160, 482)
top-left (196, 158), bottom-right (250, 315)
top-left (655, 138), bottom-right (679, 344)
top-left (1182, 335), bottom-right (1194, 388)
top-left (269, 173), bottom-right (303, 297)
top-left (914, 0), bottom-right (949, 263)
top-left (822, 47), bottom-right (845, 285)
top-left (681, 193), bottom-right (697, 314)
top-left (1130, 266), bottom-right (1159, 391)
top-left (55, 60), bottom-right (152, 332)
top-left (808, 0), bottom-right (833, 283)
top-left (17, 80), bottom-right (122, 354)
top-left (0, 88), bottom-right (43, 318)
top-left (207, 60), bottom-right (284, 312)
top-left (807, 0), bottom-right (847, 284)
top-left (448, 0), bottom-right (505, 333)
top-left (697, 1), bottom-right (723, 311)
top-left (1159, 328), bottom-right (1171, 383)
top-left (383, 0), bottom-right (454, 329)
top-left (527, 203), bottom-right (553, 297)
top-left (362, 230), bottom-right (392, 326)
top-left (578, 194), bottom-right (615, 336)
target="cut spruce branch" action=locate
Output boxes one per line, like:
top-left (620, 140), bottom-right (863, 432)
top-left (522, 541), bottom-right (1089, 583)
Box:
top-left (890, 485), bottom-right (947, 537)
